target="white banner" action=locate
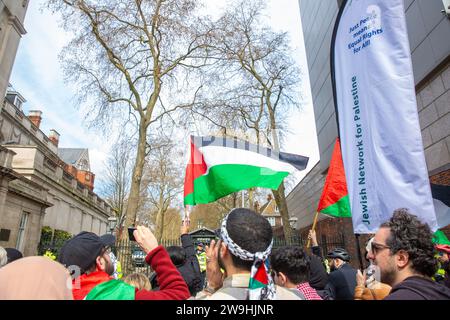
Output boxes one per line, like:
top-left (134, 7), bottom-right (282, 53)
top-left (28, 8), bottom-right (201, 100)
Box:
top-left (332, 0), bottom-right (437, 233)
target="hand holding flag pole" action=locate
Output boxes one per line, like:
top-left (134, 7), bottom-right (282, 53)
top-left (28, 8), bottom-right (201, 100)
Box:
top-left (306, 212), bottom-right (320, 248)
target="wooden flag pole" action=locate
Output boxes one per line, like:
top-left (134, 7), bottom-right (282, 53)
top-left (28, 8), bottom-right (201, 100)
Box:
top-left (306, 211), bottom-right (320, 248)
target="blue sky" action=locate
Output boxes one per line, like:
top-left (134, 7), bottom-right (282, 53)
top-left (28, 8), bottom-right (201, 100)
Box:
top-left (10, 0), bottom-right (319, 194)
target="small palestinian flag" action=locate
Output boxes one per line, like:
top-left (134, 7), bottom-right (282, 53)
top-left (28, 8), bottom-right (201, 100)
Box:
top-left (184, 136), bottom-right (309, 206)
top-left (249, 259), bottom-right (275, 300)
top-left (317, 138), bottom-right (351, 217)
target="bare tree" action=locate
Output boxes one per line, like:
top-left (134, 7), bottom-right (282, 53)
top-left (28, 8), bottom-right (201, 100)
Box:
top-left (139, 132), bottom-right (182, 243)
top-left (193, 0), bottom-right (302, 239)
top-left (47, 0), bottom-right (214, 235)
top-left (98, 137), bottom-right (132, 238)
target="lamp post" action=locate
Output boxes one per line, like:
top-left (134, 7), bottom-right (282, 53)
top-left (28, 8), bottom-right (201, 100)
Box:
top-left (108, 217), bottom-right (117, 235)
top-left (288, 217), bottom-right (298, 244)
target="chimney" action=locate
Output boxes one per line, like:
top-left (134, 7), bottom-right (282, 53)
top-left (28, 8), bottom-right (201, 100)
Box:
top-left (28, 110), bottom-right (42, 128)
top-left (49, 129), bottom-right (60, 147)
top-left (267, 194), bottom-right (273, 202)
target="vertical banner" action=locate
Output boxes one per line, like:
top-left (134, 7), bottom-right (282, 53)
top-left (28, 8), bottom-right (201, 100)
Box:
top-left (331, 0), bottom-right (437, 233)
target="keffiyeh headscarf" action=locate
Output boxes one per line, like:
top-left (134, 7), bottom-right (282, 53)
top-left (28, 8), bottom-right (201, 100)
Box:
top-left (219, 213), bottom-right (276, 300)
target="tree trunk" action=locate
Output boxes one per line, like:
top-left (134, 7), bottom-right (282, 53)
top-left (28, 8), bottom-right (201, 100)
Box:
top-left (266, 97), bottom-right (293, 241)
top-left (123, 121), bottom-right (148, 235)
top-left (272, 182), bottom-right (293, 241)
top-left (248, 188), bottom-right (254, 210)
top-left (120, 121), bottom-right (147, 275)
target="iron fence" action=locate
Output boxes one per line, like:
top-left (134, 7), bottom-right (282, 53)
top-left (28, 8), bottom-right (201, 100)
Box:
top-left (37, 233), bottom-right (347, 277)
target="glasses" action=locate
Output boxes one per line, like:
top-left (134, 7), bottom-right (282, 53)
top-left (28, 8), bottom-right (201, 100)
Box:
top-left (371, 242), bottom-right (390, 255)
top-left (102, 246), bottom-right (112, 256)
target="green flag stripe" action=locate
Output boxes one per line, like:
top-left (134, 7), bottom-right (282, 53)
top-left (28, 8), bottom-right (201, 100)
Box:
top-left (319, 195), bottom-right (351, 218)
top-left (249, 278), bottom-right (266, 289)
top-left (433, 230), bottom-right (450, 245)
top-left (184, 164), bottom-right (289, 205)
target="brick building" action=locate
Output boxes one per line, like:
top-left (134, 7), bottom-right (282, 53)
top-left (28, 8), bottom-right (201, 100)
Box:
top-left (286, 0), bottom-right (450, 268)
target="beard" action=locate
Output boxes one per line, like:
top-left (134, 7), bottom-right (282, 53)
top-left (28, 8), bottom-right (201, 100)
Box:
top-left (105, 261), bottom-right (115, 276)
top-left (379, 260), bottom-right (396, 286)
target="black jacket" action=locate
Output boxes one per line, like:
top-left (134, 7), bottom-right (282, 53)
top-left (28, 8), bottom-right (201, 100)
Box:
top-left (151, 234), bottom-right (203, 296)
top-left (324, 263), bottom-right (357, 300)
top-left (309, 246), bottom-right (328, 290)
top-left (385, 276), bottom-right (450, 300)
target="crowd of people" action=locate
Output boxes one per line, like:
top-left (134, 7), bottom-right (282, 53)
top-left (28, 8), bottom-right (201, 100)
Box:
top-left (0, 207), bottom-right (449, 300)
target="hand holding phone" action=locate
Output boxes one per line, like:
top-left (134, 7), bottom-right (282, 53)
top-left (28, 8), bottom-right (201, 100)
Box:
top-left (128, 227), bottom-right (137, 241)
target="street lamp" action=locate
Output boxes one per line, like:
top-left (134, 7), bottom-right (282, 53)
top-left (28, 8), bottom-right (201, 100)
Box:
top-left (289, 217), bottom-right (298, 229)
top-left (108, 217), bottom-right (117, 235)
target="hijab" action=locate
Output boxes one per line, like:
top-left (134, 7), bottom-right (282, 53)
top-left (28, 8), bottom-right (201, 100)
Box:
top-left (0, 256), bottom-right (73, 300)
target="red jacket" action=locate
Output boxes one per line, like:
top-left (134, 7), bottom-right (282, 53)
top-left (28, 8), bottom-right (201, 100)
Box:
top-left (72, 271), bottom-right (112, 300)
top-left (135, 245), bottom-right (190, 300)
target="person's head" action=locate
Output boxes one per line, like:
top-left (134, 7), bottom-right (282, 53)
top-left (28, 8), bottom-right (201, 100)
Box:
top-left (270, 246), bottom-right (310, 288)
top-left (435, 244), bottom-right (450, 264)
top-left (0, 247), bottom-right (7, 268)
top-left (0, 256), bottom-right (73, 299)
top-left (5, 248), bottom-right (23, 264)
top-left (215, 208), bottom-right (273, 273)
top-left (58, 231), bottom-right (115, 277)
top-left (196, 243), bottom-right (204, 253)
top-left (167, 246), bottom-right (186, 266)
top-left (327, 247), bottom-right (350, 271)
top-left (367, 208), bottom-right (437, 287)
top-left (123, 273), bottom-right (151, 291)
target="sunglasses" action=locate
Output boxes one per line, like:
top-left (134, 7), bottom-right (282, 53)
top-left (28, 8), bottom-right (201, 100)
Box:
top-left (371, 242), bottom-right (390, 255)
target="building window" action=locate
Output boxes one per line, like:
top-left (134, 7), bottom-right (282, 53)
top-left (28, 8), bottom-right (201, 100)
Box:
top-left (16, 212), bottom-right (29, 252)
top-left (85, 173), bottom-right (90, 181)
top-left (267, 217), bottom-right (275, 227)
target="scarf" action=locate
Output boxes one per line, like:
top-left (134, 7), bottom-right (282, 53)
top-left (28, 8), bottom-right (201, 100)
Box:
top-left (219, 213), bottom-right (276, 300)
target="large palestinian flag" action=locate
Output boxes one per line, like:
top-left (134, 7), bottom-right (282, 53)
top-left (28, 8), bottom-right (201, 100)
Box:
top-left (317, 138), bottom-right (351, 218)
top-left (183, 136), bottom-right (309, 206)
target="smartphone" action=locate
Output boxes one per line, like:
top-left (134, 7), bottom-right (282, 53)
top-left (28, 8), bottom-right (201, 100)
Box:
top-left (128, 227), bottom-right (137, 241)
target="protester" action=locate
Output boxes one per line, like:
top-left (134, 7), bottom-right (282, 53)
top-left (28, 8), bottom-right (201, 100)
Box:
top-left (368, 208), bottom-right (450, 300)
top-left (59, 229), bottom-right (190, 300)
top-left (435, 244), bottom-right (450, 289)
top-left (323, 247), bottom-right (357, 300)
top-left (0, 246), bottom-right (7, 268)
top-left (152, 221), bottom-right (203, 296)
top-left (195, 208), bottom-right (301, 300)
top-left (123, 273), bottom-right (151, 290)
top-left (5, 248), bottom-right (23, 264)
top-left (354, 238), bottom-right (391, 300)
top-left (196, 242), bottom-right (207, 288)
top-left (270, 245), bottom-right (322, 300)
top-left (0, 256), bottom-right (73, 299)
top-left (307, 230), bottom-right (331, 298)
top-left (58, 231), bottom-right (116, 299)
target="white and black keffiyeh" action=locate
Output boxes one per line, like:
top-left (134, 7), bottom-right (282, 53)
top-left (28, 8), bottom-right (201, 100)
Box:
top-left (219, 213), bottom-right (276, 300)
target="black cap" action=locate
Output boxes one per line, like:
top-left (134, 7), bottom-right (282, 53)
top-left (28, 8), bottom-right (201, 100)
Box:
top-left (58, 232), bottom-right (115, 274)
top-left (5, 248), bottom-right (23, 264)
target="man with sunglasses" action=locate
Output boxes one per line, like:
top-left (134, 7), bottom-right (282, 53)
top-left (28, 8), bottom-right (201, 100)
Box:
top-left (59, 228), bottom-right (190, 300)
top-left (59, 231), bottom-right (117, 300)
top-left (368, 208), bottom-right (450, 300)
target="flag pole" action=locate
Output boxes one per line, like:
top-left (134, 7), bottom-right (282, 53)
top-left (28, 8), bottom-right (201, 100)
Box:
top-left (355, 233), bottom-right (364, 271)
top-left (306, 211), bottom-right (320, 248)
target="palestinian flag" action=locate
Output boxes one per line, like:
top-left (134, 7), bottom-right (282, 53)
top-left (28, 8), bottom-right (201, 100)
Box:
top-left (183, 136), bottom-right (309, 206)
top-left (317, 138), bottom-right (351, 217)
top-left (85, 280), bottom-right (135, 300)
top-left (431, 183), bottom-right (450, 245)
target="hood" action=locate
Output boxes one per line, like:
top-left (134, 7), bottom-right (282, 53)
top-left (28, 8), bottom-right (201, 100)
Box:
top-left (390, 276), bottom-right (450, 300)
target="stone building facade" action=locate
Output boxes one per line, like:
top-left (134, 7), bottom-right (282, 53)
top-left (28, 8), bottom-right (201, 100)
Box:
top-left (0, 90), bottom-right (112, 255)
top-left (0, 1), bottom-right (28, 99)
top-left (287, 0), bottom-right (450, 266)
